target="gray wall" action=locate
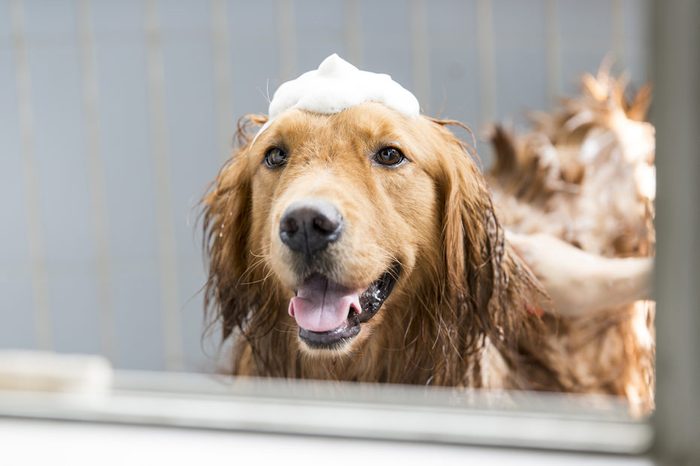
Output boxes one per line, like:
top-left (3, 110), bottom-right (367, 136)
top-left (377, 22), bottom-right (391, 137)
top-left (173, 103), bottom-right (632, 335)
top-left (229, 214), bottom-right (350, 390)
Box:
top-left (0, 0), bottom-right (651, 372)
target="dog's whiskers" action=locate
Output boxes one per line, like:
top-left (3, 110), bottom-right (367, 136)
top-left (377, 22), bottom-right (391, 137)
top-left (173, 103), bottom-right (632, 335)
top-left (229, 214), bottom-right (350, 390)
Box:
top-left (237, 249), bottom-right (272, 286)
top-left (239, 256), bottom-right (266, 281)
top-left (379, 249), bottom-right (405, 281)
top-left (240, 261), bottom-right (276, 287)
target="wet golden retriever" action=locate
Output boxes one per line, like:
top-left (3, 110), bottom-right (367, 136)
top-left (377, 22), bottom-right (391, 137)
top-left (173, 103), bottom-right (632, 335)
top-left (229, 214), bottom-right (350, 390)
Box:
top-left (203, 102), bottom-right (567, 390)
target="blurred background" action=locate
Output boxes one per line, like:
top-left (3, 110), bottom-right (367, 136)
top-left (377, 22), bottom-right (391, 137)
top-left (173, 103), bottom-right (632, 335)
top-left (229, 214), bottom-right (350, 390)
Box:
top-left (0, 0), bottom-right (651, 372)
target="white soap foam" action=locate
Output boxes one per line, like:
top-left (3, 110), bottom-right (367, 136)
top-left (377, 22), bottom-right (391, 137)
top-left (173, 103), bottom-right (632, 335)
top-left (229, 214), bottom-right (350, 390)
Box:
top-left (254, 54), bottom-right (420, 141)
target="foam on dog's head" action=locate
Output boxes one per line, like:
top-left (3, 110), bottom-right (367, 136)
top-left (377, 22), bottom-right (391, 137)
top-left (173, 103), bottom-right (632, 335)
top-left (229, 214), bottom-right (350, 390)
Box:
top-left (254, 54), bottom-right (420, 141)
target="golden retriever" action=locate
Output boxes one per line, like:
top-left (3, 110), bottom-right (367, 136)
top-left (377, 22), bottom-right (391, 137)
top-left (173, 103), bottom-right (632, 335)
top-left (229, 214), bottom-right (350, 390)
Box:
top-left (203, 102), bottom-right (565, 390)
top-left (202, 71), bottom-right (654, 412)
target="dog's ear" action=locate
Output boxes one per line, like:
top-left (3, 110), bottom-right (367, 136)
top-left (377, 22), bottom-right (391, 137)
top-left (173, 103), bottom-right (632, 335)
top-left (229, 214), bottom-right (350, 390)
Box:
top-left (434, 122), bottom-right (506, 344)
top-left (202, 114), bottom-right (266, 340)
top-left (431, 119), bottom-right (560, 388)
top-left (235, 113), bottom-right (268, 146)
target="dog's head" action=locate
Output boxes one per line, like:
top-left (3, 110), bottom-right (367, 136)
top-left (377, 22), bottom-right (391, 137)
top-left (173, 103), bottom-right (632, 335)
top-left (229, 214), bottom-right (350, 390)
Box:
top-left (204, 102), bottom-right (543, 374)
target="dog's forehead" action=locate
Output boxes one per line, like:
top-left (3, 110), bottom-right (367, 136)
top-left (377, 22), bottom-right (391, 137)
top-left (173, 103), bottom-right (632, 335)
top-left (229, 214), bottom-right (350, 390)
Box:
top-left (272, 103), bottom-right (416, 147)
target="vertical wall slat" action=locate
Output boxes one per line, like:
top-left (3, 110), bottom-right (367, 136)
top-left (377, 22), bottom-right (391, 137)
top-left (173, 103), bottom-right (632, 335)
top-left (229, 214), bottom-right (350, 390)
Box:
top-left (612, 0), bottom-right (625, 65)
top-left (90, 0), bottom-right (165, 371)
top-left (0, 2), bottom-right (41, 348)
top-left (145, 0), bottom-right (183, 371)
top-left (10, 0), bottom-right (52, 349)
top-left (359, 0), bottom-right (413, 98)
top-left (622, 0), bottom-right (652, 86)
top-left (211, 0), bottom-right (234, 162)
top-left (556, 0), bottom-right (614, 94)
top-left (410, 0), bottom-right (430, 112)
top-left (423, 0), bottom-right (479, 130)
top-left (277, 0), bottom-right (297, 81)
top-left (293, 0), bottom-right (346, 73)
top-left (476, 0), bottom-right (496, 129)
top-left (227, 0), bottom-right (279, 117)
top-left (343, 0), bottom-right (362, 67)
top-left (492, 0), bottom-right (549, 125)
top-left (77, 0), bottom-right (115, 360)
top-left (20, 0), bottom-right (103, 355)
top-left (158, 0), bottom-right (223, 372)
top-left (545, 0), bottom-right (561, 107)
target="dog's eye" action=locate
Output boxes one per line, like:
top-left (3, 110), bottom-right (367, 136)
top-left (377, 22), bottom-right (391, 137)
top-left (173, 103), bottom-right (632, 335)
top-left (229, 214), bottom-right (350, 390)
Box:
top-left (264, 147), bottom-right (288, 168)
top-left (373, 147), bottom-right (406, 167)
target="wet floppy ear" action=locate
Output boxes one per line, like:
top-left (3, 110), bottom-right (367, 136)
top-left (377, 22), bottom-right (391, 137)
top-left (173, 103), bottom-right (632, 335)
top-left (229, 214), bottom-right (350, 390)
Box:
top-left (432, 120), bottom-right (550, 349)
top-left (429, 120), bottom-right (491, 308)
top-left (426, 119), bottom-right (564, 389)
top-left (202, 114), bottom-right (265, 339)
top-left (437, 131), bottom-right (496, 317)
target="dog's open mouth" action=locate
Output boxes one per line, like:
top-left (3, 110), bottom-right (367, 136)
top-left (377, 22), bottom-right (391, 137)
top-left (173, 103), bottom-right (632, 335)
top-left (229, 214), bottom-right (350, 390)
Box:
top-left (288, 264), bottom-right (401, 349)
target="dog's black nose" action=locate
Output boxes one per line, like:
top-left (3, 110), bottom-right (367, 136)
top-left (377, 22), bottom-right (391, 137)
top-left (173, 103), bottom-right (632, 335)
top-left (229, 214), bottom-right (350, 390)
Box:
top-left (280, 199), bottom-right (343, 255)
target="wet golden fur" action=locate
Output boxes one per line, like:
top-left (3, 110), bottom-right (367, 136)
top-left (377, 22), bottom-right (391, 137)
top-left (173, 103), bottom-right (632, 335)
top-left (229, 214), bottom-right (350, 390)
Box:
top-left (203, 103), bottom-right (567, 390)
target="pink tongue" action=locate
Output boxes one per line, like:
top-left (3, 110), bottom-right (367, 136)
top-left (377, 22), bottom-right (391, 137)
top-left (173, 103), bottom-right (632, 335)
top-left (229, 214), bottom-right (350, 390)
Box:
top-left (289, 275), bottom-right (361, 332)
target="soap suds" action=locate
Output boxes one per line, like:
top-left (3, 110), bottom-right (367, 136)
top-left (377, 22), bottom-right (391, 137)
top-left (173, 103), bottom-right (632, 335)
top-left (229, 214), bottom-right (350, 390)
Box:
top-left (255, 54), bottom-right (420, 140)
